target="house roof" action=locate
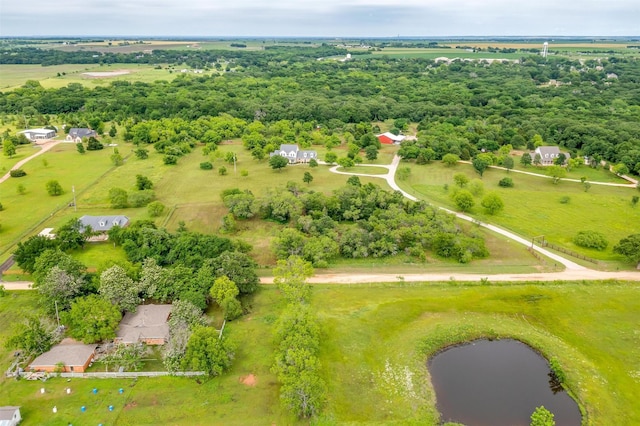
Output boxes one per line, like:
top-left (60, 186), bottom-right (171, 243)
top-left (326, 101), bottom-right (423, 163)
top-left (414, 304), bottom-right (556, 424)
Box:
top-left (79, 215), bottom-right (129, 232)
top-left (68, 128), bottom-right (97, 138)
top-left (377, 132), bottom-right (406, 142)
top-left (279, 144), bottom-right (299, 153)
top-left (30, 343), bottom-right (97, 368)
top-left (19, 128), bottom-right (56, 135)
top-left (536, 146), bottom-right (561, 156)
top-left (116, 304), bottom-right (172, 344)
top-left (0, 407), bottom-right (20, 421)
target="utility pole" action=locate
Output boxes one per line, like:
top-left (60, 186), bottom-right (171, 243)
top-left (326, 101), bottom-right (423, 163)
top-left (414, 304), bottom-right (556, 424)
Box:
top-left (72, 185), bottom-right (77, 212)
top-left (54, 301), bottom-right (61, 328)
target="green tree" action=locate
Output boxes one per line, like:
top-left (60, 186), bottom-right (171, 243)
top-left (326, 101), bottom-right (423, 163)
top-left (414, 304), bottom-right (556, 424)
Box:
top-left (182, 326), bottom-right (236, 376)
top-left (147, 201), bottom-right (165, 217)
top-left (109, 187), bottom-right (128, 208)
top-left (364, 145), bottom-right (378, 161)
top-left (134, 148), bottom-right (149, 159)
top-left (309, 158), bottom-right (318, 167)
top-left (453, 173), bottom-right (470, 188)
top-left (269, 155), bottom-right (289, 171)
top-left (520, 152), bottom-right (532, 167)
top-left (86, 136), bottom-right (103, 151)
top-left (209, 251), bottom-right (259, 294)
top-left (46, 180), bottom-right (63, 196)
top-left (76, 142), bottom-right (85, 154)
top-left (573, 230), bottom-right (608, 250)
top-left (101, 343), bottom-right (146, 372)
top-left (481, 192), bottom-right (504, 215)
top-left (612, 163), bottom-right (629, 176)
top-left (337, 157), bottom-right (354, 168)
top-left (210, 276), bottom-right (242, 320)
top-left (502, 155), bottom-right (514, 172)
top-left (111, 148), bottom-right (124, 166)
top-left (109, 124), bottom-right (117, 137)
top-left (14, 235), bottom-right (59, 273)
top-left (547, 165), bottom-right (566, 184)
top-left (6, 316), bottom-right (55, 357)
top-left (472, 155), bottom-right (492, 177)
top-left (273, 256), bottom-right (314, 303)
top-left (56, 217), bottom-right (89, 251)
top-left (324, 152), bottom-right (337, 164)
top-left (135, 174), bottom-right (153, 190)
top-left (453, 190), bottom-right (475, 212)
top-left (530, 406), bottom-right (555, 426)
top-left (33, 249), bottom-right (87, 286)
top-left (613, 234), bottom-right (640, 264)
top-left (64, 295), bottom-right (121, 344)
top-left (303, 171), bottom-right (314, 185)
top-left (38, 265), bottom-right (86, 313)
top-left (3, 139), bottom-right (16, 158)
top-left (17, 183), bottom-right (26, 195)
top-left (98, 265), bottom-right (140, 312)
top-left (442, 153), bottom-right (460, 167)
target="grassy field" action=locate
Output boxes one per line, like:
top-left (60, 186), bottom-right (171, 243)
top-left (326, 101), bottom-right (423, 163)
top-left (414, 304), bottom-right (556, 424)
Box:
top-left (397, 160), bottom-right (640, 267)
top-left (2, 281), bottom-right (639, 425)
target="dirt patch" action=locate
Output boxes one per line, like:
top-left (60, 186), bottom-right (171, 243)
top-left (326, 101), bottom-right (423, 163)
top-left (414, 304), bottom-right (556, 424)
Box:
top-left (240, 374), bottom-right (257, 386)
top-left (124, 401), bottom-right (137, 410)
top-left (82, 70), bottom-right (131, 78)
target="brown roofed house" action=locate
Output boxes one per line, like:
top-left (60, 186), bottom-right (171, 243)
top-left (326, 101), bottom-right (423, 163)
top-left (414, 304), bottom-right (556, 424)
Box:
top-left (29, 341), bottom-right (97, 373)
top-left (116, 304), bottom-right (172, 345)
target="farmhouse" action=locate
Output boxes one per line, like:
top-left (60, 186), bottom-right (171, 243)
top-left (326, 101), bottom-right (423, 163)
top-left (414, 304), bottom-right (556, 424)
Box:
top-left (270, 144), bottom-right (317, 164)
top-left (115, 304), bottom-right (172, 345)
top-left (376, 132), bottom-right (406, 145)
top-left (29, 342), bottom-right (97, 373)
top-left (66, 128), bottom-right (98, 143)
top-left (532, 146), bottom-right (570, 166)
top-left (18, 128), bottom-right (56, 142)
top-left (0, 407), bottom-right (21, 426)
top-left (79, 215), bottom-right (129, 241)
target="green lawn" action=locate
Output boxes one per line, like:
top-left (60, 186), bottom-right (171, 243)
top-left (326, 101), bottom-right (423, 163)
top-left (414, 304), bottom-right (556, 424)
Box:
top-left (398, 161), bottom-right (640, 267)
top-left (2, 282), bottom-right (639, 425)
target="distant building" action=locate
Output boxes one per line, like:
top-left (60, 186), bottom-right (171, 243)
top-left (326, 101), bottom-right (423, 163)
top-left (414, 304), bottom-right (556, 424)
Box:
top-left (532, 146), bottom-right (570, 166)
top-left (376, 132), bottom-right (406, 145)
top-left (270, 144), bottom-right (317, 164)
top-left (66, 128), bottom-right (98, 143)
top-left (0, 407), bottom-right (21, 426)
top-left (116, 304), bottom-right (172, 345)
top-left (29, 342), bottom-right (97, 373)
top-left (18, 128), bottom-right (56, 142)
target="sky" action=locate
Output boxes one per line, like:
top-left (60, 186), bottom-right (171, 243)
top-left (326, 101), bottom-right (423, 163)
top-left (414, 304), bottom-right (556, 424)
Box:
top-left (1, 0), bottom-right (638, 37)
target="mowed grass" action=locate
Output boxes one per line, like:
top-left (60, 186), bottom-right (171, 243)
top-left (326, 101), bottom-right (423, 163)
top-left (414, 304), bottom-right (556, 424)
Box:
top-left (313, 281), bottom-right (640, 425)
top-left (0, 143), bottom-right (116, 258)
top-left (398, 161), bottom-right (640, 266)
top-left (0, 64), bottom-right (99, 90)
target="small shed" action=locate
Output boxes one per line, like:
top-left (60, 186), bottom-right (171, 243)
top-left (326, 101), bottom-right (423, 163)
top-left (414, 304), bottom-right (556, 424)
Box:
top-left (29, 342), bottom-right (97, 373)
top-left (0, 407), bottom-right (21, 426)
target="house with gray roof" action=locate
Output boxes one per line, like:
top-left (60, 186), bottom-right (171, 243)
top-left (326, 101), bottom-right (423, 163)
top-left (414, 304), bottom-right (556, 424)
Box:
top-left (78, 215), bottom-right (129, 241)
top-left (29, 342), bottom-right (97, 373)
top-left (116, 304), bottom-right (172, 345)
top-left (532, 146), bottom-right (570, 166)
top-left (0, 407), bottom-right (21, 426)
top-left (270, 144), bottom-right (317, 164)
top-left (18, 128), bottom-right (56, 142)
top-left (66, 128), bottom-right (98, 143)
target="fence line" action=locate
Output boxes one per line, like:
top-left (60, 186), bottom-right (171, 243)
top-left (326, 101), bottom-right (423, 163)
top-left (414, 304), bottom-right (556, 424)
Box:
top-left (21, 371), bottom-right (206, 379)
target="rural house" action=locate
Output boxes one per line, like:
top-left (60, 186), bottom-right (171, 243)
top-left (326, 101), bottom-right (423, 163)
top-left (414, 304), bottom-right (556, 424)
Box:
top-left (18, 128), bottom-right (56, 142)
top-left (0, 407), bottom-right (21, 426)
top-left (115, 304), bottom-right (172, 345)
top-left (270, 144), bottom-right (318, 164)
top-left (79, 215), bottom-right (129, 241)
top-left (66, 128), bottom-right (98, 143)
top-left (376, 132), bottom-right (406, 145)
top-left (29, 341), bottom-right (97, 373)
top-left (532, 146), bottom-right (570, 166)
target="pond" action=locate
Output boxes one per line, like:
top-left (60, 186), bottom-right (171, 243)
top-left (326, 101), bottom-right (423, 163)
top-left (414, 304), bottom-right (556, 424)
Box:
top-left (428, 339), bottom-right (581, 426)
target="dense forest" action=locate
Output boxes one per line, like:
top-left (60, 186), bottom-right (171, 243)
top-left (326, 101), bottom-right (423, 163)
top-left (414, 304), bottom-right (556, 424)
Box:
top-left (1, 46), bottom-right (640, 173)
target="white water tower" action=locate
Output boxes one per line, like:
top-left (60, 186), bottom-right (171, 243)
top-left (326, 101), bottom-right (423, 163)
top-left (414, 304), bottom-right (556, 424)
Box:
top-left (542, 42), bottom-right (549, 58)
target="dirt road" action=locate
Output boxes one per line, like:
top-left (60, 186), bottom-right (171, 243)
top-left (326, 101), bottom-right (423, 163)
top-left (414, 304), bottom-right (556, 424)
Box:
top-left (0, 140), bottom-right (62, 184)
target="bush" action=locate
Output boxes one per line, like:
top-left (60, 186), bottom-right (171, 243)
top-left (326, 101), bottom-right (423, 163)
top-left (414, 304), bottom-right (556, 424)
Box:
top-left (573, 230), bottom-right (608, 250)
top-left (559, 196), bottom-right (570, 204)
top-left (46, 180), bottom-right (63, 196)
top-left (147, 201), bottom-right (165, 217)
top-left (109, 187), bottom-right (128, 209)
top-left (163, 154), bottom-right (178, 165)
top-left (200, 161), bottom-right (213, 170)
top-left (10, 169), bottom-right (26, 178)
top-left (498, 177), bottom-right (514, 187)
top-left (218, 166), bottom-right (227, 175)
top-left (129, 190), bottom-right (155, 208)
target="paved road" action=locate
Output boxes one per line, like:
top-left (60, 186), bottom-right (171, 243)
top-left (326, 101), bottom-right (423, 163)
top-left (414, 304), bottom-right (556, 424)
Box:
top-left (0, 140), bottom-right (62, 184)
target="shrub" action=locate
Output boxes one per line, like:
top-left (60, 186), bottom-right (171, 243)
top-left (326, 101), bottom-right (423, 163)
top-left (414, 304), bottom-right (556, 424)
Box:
top-left (147, 201), bottom-right (165, 217)
top-left (559, 196), bottom-right (570, 204)
top-left (240, 169), bottom-right (249, 177)
top-left (109, 187), bottom-right (128, 209)
top-left (129, 190), bottom-right (155, 208)
top-left (163, 154), bottom-right (178, 165)
top-left (573, 230), bottom-right (608, 251)
top-left (45, 180), bottom-right (63, 196)
top-left (0, 202), bottom-right (3, 211)
top-left (498, 177), bottom-right (514, 187)
top-left (218, 166), bottom-right (227, 175)
top-left (10, 169), bottom-right (26, 178)
top-left (200, 161), bottom-right (213, 170)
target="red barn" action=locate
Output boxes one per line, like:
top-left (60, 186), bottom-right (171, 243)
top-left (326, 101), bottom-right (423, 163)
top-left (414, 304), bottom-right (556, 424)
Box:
top-left (376, 132), bottom-right (406, 145)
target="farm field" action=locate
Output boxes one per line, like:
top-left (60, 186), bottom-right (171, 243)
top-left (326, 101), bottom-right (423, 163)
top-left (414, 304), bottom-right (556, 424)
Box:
top-left (2, 281), bottom-right (639, 425)
top-left (397, 161), bottom-right (640, 267)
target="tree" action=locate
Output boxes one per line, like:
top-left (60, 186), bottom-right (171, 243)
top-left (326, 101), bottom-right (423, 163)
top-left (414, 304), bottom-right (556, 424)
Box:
top-left (303, 172), bottom-right (314, 185)
top-left (502, 155), bottom-right (514, 172)
top-left (109, 124), bottom-right (117, 137)
top-left (109, 187), bottom-right (128, 208)
top-left (273, 256), bottom-right (314, 303)
top-left (270, 155), bottom-right (289, 171)
top-left (554, 153), bottom-right (566, 166)
top-left (101, 343), bottom-right (146, 372)
top-left (134, 148), bottom-right (149, 159)
top-left (453, 190), bottom-right (475, 212)
top-left (135, 174), bottom-right (153, 190)
top-left (210, 251), bottom-right (259, 294)
top-left (280, 370), bottom-right (327, 419)
top-left (613, 234), bottom-right (640, 264)
top-left (14, 235), bottom-right (59, 273)
top-left (147, 201), bottom-right (165, 217)
top-left (481, 192), bottom-right (505, 215)
top-left (499, 177), bottom-right (514, 188)
top-left (442, 153), bottom-right (460, 167)
top-left (86, 137), bottom-right (103, 151)
top-left (472, 155), bottom-right (492, 177)
top-left (38, 265), bottom-right (86, 313)
top-left (46, 180), bottom-right (63, 196)
top-left (324, 152), bottom-right (337, 164)
top-left (210, 276), bottom-right (242, 320)
top-left (547, 165), bottom-right (566, 184)
top-left (111, 148), bottom-right (124, 166)
top-left (98, 265), bottom-right (140, 312)
top-left (17, 183), bottom-right (26, 195)
top-left (337, 157), bottom-right (354, 168)
top-left (64, 295), bottom-right (121, 344)
top-left (182, 326), bottom-right (236, 376)
top-left (309, 158), bottom-right (318, 168)
top-left (612, 163), bottom-right (629, 176)
top-left (6, 316), bottom-right (55, 357)
top-left (364, 145), bottom-right (378, 161)
top-left (453, 173), bottom-right (470, 188)
top-left (520, 152), bottom-right (532, 167)
top-left (76, 142), bottom-right (85, 154)
top-left (56, 218), bottom-right (89, 251)
top-left (3, 139), bottom-right (16, 158)
top-left (33, 249), bottom-right (87, 286)
top-left (530, 406), bottom-right (555, 426)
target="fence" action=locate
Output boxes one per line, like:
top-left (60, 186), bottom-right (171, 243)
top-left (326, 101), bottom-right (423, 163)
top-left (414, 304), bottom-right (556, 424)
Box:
top-left (541, 241), bottom-right (599, 265)
top-left (20, 371), bottom-right (205, 379)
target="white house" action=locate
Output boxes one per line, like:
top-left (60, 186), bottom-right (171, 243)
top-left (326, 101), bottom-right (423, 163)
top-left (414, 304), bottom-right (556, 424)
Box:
top-left (19, 128), bottom-right (56, 141)
top-left (270, 144), bottom-right (318, 164)
top-left (532, 146), bottom-right (570, 166)
top-left (66, 128), bottom-right (97, 143)
top-left (0, 407), bottom-right (21, 426)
